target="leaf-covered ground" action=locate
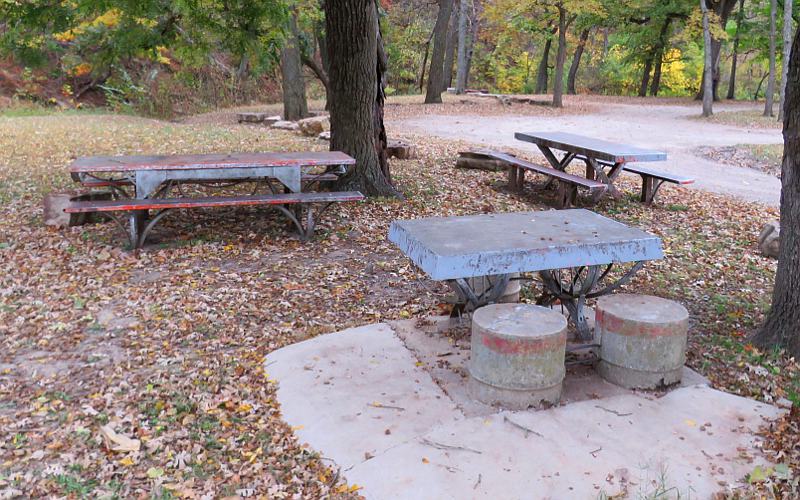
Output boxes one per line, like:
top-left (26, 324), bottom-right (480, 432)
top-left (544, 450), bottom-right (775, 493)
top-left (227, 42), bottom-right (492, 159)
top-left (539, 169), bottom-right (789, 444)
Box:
top-left (0, 106), bottom-right (797, 497)
top-left (695, 144), bottom-right (783, 178)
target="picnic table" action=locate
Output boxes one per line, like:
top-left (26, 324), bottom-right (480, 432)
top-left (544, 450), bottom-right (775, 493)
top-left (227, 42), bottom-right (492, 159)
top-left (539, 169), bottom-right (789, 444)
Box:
top-left (388, 209), bottom-right (663, 340)
top-left (66, 151), bottom-right (363, 248)
top-left (511, 131), bottom-right (692, 204)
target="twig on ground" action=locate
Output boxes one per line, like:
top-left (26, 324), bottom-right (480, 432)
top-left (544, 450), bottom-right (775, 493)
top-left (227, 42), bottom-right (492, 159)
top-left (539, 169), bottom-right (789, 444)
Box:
top-left (594, 405), bottom-right (633, 417)
top-left (420, 437), bottom-right (482, 454)
top-left (503, 415), bottom-right (544, 438)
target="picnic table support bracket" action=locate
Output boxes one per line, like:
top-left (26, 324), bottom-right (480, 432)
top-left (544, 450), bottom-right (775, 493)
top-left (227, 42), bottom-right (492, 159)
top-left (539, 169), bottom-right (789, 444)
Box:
top-left (448, 274), bottom-right (512, 317)
top-left (538, 261), bottom-right (645, 341)
top-left (640, 177), bottom-right (666, 205)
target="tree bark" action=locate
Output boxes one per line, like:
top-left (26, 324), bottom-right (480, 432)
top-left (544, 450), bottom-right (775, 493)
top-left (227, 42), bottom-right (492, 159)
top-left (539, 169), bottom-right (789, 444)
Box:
top-left (779, 0), bottom-right (794, 120)
top-left (697, 0), bottom-right (737, 101)
top-left (443, 3), bottom-right (458, 90)
top-left (701, 0), bottom-right (714, 116)
top-left (281, 12), bottom-right (309, 121)
top-left (753, 27), bottom-right (800, 358)
top-left (639, 55), bottom-right (653, 98)
top-left (455, 0), bottom-right (470, 93)
top-left (765, 0), bottom-right (777, 117)
top-left (552, 6), bottom-right (568, 108)
top-left (727, 0), bottom-right (746, 100)
top-left (535, 38), bottom-right (553, 94)
top-left (650, 17), bottom-right (673, 97)
top-left (424, 0), bottom-right (454, 104)
top-left (326, 0), bottom-right (397, 197)
top-left (567, 28), bottom-right (590, 95)
top-left (419, 32), bottom-right (433, 92)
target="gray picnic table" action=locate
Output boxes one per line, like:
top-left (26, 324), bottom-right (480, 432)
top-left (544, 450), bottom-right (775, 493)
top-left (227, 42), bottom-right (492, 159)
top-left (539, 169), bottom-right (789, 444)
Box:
top-left (388, 209), bottom-right (663, 339)
top-left (514, 131), bottom-right (669, 200)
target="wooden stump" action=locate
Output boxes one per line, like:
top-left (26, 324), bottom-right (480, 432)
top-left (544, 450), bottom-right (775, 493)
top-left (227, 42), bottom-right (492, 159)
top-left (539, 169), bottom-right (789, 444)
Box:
top-left (386, 140), bottom-right (417, 160)
top-left (455, 150), bottom-right (513, 172)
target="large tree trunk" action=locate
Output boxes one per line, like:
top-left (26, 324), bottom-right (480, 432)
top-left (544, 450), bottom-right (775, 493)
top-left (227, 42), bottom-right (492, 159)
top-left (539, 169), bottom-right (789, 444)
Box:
top-left (281, 12), bottom-right (309, 121)
top-left (424, 0), bottom-right (454, 104)
top-left (455, 0), bottom-right (469, 93)
top-left (567, 28), bottom-right (590, 95)
top-left (639, 55), bottom-right (653, 98)
top-left (443, 3), bottom-right (458, 90)
top-left (765, 0), bottom-right (777, 117)
top-left (535, 38), bottom-right (552, 94)
top-left (727, 0), bottom-right (746, 100)
top-left (753, 27), bottom-right (800, 358)
top-left (552, 6), bottom-right (568, 108)
top-left (779, 0), bottom-right (794, 120)
top-left (701, 0), bottom-right (714, 116)
top-left (326, 0), bottom-right (397, 197)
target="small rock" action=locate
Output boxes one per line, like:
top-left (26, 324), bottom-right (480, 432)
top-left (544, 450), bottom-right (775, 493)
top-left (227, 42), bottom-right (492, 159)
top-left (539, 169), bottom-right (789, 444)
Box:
top-left (236, 112), bottom-right (267, 123)
top-left (271, 120), bottom-right (299, 131)
top-left (318, 131), bottom-right (331, 141)
top-left (757, 221), bottom-right (780, 258)
top-left (297, 116), bottom-right (330, 136)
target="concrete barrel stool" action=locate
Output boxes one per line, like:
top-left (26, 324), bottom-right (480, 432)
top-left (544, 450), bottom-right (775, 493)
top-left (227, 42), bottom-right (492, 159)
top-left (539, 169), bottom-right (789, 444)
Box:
top-left (466, 273), bottom-right (521, 303)
top-left (468, 303), bottom-right (567, 409)
top-left (595, 294), bottom-right (689, 389)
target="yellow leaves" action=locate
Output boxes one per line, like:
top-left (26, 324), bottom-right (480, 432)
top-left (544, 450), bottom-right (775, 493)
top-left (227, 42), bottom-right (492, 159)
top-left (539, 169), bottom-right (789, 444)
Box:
top-left (119, 456), bottom-right (135, 466)
top-left (290, 425), bottom-right (304, 431)
top-left (236, 402), bottom-right (253, 414)
top-left (334, 484), bottom-right (362, 494)
top-left (685, 419), bottom-right (697, 427)
top-left (421, 457), bottom-right (430, 464)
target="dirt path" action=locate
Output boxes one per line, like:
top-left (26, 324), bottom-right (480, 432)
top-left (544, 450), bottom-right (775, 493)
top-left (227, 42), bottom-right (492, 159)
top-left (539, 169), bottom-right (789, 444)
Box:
top-left (392, 99), bottom-right (782, 206)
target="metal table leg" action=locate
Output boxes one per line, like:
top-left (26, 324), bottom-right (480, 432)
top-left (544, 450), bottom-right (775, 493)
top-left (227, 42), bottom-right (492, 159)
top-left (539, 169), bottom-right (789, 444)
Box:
top-left (538, 262), bottom-right (644, 341)
top-left (447, 274), bottom-right (513, 317)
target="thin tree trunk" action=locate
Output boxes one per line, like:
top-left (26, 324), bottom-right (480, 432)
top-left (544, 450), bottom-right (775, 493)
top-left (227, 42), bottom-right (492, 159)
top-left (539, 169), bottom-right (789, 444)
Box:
top-left (727, 0), bottom-right (746, 100)
top-left (535, 38), bottom-right (553, 94)
top-left (639, 55), bottom-right (653, 98)
top-left (326, 0), bottom-right (396, 197)
top-left (443, 3), bottom-right (458, 90)
top-left (455, 0), bottom-right (469, 93)
top-left (424, 0), bottom-right (454, 104)
top-left (281, 12), bottom-right (308, 121)
top-left (552, 6), bottom-right (568, 108)
top-left (765, 0), bottom-right (777, 117)
top-left (753, 27), bottom-right (800, 358)
top-left (701, 0), bottom-right (714, 116)
top-left (419, 34), bottom-right (433, 92)
top-left (649, 18), bottom-right (673, 97)
top-left (464, 12), bottom-right (478, 89)
top-left (650, 52), bottom-right (663, 96)
top-left (567, 28), bottom-right (590, 95)
top-left (697, 0), bottom-right (738, 101)
top-left (779, 0), bottom-right (794, 120)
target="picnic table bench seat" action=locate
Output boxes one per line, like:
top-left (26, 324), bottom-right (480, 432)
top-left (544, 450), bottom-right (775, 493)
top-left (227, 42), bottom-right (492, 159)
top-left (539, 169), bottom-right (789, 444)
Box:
top-left (571, 154), bottom-right (694, 204)
top-left (479, 150), bottom-right (606, 208)
top-left (64, 191), bottom-right (364, 249)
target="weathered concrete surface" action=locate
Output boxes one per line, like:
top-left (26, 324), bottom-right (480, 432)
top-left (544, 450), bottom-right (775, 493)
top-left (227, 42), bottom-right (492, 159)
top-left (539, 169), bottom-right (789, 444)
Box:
top-left (469, 304), bottom-right (566, 409)
top-left (264, 323), bottom-right (463, 470)
top-left (596, 294), bottom-right (689, 389)
top-left (265, 321), bottom-right (781, 498)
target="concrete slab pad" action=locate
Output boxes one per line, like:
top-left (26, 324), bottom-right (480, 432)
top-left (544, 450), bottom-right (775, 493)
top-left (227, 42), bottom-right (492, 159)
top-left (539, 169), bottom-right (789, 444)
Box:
top-left (264, 323), bottom-right (463, 470)
top-left (265, 321), bottom-right (781, 498)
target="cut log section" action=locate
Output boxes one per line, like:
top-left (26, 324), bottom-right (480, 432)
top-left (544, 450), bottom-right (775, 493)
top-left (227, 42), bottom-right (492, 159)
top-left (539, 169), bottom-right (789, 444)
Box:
top-left (455, 150), bottom-right (515, 172)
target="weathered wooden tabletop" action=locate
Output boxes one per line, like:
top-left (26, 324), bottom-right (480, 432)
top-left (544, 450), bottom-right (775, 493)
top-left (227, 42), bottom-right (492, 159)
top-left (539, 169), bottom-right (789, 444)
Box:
top-left (388, 209), bottom-right (663, 280)
top-left (514, 131), bottom-right (667, 164)
top-left (69, 151), bottom-right (356, 173)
